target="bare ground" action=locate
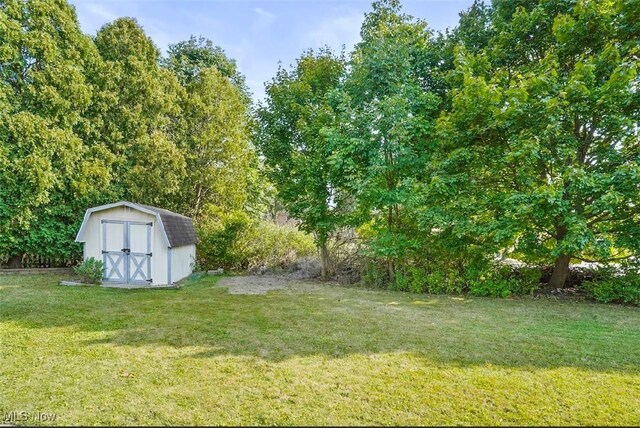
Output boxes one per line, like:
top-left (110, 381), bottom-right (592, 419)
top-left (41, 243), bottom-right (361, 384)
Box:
top-left (217, 275), bottom-right (302, 294)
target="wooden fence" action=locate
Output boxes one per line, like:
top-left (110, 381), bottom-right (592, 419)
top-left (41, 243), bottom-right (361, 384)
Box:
top-left (0, 254), bottom-right (80, 269)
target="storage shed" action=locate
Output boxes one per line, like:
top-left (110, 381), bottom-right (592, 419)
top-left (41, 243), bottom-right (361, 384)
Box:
top-left (75, 201), bottom-right (197, 286)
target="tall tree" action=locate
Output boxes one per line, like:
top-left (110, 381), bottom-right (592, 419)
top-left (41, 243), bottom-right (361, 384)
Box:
top-left (326, 0), bottom-right (440, 282)
top-left (0, 0), bottom-right (110, 265)
top-left (257, 48), bottom-right (345, 278)
top-left (163, 35), bottom-right (250, 102)
top-left (161, 36), bottom-right (258, 221)
top-left (174, 67), bottom-right (255, 220)
top-left (92, 17), bottom-right (186, 207)
top-left (431, 0), bottom-right (640, 287)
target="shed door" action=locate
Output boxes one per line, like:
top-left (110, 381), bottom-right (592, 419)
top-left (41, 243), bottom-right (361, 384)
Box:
top-left (102, 221), bottom-right (126, 282)
top-left (101, 220), bottom-right (152, 283)
top-left (127, 222), bottom-right (152, 283)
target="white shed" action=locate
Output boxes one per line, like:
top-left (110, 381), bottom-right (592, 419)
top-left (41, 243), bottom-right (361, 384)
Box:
top-left (75, 201), bottom-right (197, 286)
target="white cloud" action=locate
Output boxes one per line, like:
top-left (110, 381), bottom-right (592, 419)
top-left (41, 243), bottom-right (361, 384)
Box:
top-left (303, 7), bottom-right (364, 53)
top-left (83, 3), bottom-right (117, 22)
top-left (254, 7), bottom-right (275, 20)
top-left (71, 1), bottom-right (119, 33)
top-left (252, 7), bottom-right (275, 33)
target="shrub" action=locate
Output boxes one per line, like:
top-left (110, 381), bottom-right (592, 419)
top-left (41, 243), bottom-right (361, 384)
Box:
top-left (236, 221), bottom-right (316, 271)
top-left (196, 213), bottom-right (316, 272)
top-left (73, 257), bottom-right (104, 284)
top-left (582, 261), bottom-right (640, 305)
top-left (368, 258), bottom-right (541, 298)
top-left (468, 264), bottom-right (541, 298)
top-left (196, 211), bottom-right (250, 270)
top-left (394, 265), bottom-right (466, 294)
top-left (394, 265), bottom-right (424, 293)
top-left (362, 260), bottom-right (390, 289)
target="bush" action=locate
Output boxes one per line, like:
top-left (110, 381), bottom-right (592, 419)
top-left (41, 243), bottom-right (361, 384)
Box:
top-left (394, 266), bottom-right (466, 294)
top-left (237, 221), bottom-right (316, 272)
top-left (362, 260), bottom-right (390, 289)
top-left (73, 257), bottom-right (104, 284)
top-left (582, 262), bottom-right (640, 305)
top-left (196, 211), bottom-right (250, 270)
top-left (468, 264), bottom-right (541, 298)
top-left (196, 213), bottom-right (316, 272)
top-left (364, 257), bottom-right (541, 298)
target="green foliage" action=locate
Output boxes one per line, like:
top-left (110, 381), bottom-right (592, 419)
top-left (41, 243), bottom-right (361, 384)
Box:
top-left (92, 18), bottom-right (186, 207)
top-left (235, 221), bottom-right (316, 272)
top-left (196, 211), bottom-right (251, 270)
top-left (173, 67), bottom-right (256, 220)
top-left (368, 257), bottom-right (541, 298)
top-left (325, 0), bottom-right (440, 282)
top-left (0, 0), bottom-right (110, 261)
top-left (257, 48), bottom-right (346, 276)
top-left (583, 262), bottom-right (640, 305)
top-left (427, 0), bottom-right (640, 288)
top-left (163, 35), bottom-right (249, 101)
top-left (467, 264), bottom-right (541, 298)
top-left (196, 212), bottom-right (315, 272)
top-left (4, 0), bottom-right (640, 303)
top-left (0, 4), bottom-right (261, 266)
top-left (73, 257), bottom-right (104, 284)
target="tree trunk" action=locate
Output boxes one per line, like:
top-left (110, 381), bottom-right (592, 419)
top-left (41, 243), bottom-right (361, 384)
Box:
top-left (387, 205), bottom-right (396, 283)
top-left (387, 257), bottom-right (395, 284)
top-left (7, 253), bottom-right (23, 269)
top-left (193, 185), bottom-right (203, 221)
top-left (549, 254), bottom-right (571, 289)
top-left (320, 241), bottom-right (329, 279)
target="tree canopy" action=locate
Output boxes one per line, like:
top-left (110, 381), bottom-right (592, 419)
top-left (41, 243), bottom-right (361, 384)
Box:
top-left (429, 0), bottom-right (640, 287)
top-left (258, 0), bottom-right (640, 289)
top-left (0, 1), bottom-right (261, 266)
top-left (2, 0), bottom-right (639, 292)
top-left (257, 48), bottom-right (345, 277)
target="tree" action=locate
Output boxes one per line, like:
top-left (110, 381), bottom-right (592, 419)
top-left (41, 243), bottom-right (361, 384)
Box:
top-left (257, 48), bottom-right (345, 278)
top-left (431, 0), bottom-right (640, 287)
top-left (174, 67), bottom-right (256, 221)
top-left (161, 36), bottom-right (258, 221)
top-left (0, 0), bottom-right (110, 265)
top-left (163, 35), bottom-right (250, 102)
top-left (92, 17), bottom-right (186, 207)
top-left (326, 0), bottom-right (440, 282)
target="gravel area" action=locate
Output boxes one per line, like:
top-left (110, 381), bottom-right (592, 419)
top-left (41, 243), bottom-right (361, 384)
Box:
top-left (217, 275), bottom-right (294, 295)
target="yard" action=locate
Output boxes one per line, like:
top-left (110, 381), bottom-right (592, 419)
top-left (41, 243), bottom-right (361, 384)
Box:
top-left (1, 274), bottom-right (639, 426)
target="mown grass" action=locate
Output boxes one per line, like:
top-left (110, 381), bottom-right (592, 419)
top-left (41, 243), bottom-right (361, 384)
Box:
top-left (1, 274), bottom-right (639, 426)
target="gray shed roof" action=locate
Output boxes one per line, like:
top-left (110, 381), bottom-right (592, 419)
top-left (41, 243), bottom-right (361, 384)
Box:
top-left (75, 201), bottom-right (198, 248)
top-left (138, 204), bottom-right (198, 248)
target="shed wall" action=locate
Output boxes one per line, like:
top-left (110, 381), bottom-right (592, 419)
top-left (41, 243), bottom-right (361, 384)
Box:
top-left (170, 244), bottom-right (195, 284)
top-left (80, 206), bottom-right (169, 285)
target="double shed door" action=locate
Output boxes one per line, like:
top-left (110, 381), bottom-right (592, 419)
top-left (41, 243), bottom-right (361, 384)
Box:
top-left (102, 220), bottom-right (152, 284)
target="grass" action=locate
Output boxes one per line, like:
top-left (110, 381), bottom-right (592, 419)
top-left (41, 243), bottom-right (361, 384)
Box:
top-left (1, 274), bottom-right (639, 426)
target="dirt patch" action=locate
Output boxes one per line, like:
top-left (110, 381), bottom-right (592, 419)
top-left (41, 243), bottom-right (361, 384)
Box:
top-left (217, 276), bottom-right (295, 295)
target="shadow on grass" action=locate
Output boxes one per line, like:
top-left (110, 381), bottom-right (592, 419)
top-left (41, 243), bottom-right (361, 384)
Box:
top-left (2, 274), bottom-right (640, 373)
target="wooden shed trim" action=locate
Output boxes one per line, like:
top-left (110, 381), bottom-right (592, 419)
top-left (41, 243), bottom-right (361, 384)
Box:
top-left (75, 201), bottom-right (172, 248)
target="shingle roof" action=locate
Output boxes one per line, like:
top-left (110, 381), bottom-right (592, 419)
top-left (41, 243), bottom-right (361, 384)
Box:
top-left (137, 204), bottom-right (198, 248)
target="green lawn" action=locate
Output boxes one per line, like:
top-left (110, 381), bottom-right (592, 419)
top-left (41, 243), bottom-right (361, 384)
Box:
top-left (1, 274), bottom-right (639, 426)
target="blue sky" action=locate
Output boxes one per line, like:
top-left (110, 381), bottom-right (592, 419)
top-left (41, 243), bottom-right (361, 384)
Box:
top-left (69, 0), bottom-right (475, 102)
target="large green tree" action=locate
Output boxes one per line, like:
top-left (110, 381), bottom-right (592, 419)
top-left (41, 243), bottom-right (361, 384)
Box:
top-left (326, 0), bottom-right (440, 282)
top-left (92, 17), bottom-right (186, 207)
top-left (0, 0), bottom-right (110, 265)
top-left (174, 67), bottom-right (255, 220)
top-left (430, 0), bottom-right (640, 287)
top-left (163, 35), bottom-right (249, 101)
top-left (162, 37), bottom-right (258, 221)
top-left (257, 48), bottom-right (345, 277)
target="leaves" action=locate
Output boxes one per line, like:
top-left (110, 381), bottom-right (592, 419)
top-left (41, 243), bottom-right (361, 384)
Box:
top-left (257, 48), bottom-right (345, 248)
